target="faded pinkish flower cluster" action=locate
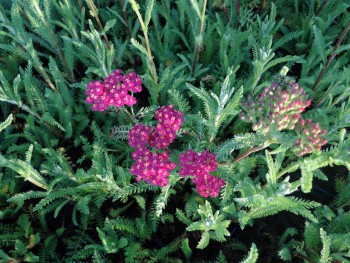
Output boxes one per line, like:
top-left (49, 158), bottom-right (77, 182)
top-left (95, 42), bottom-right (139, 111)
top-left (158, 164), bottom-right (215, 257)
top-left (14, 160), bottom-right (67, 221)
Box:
top-left (85, 70), bottom-right (142, 111)
top-left (179, 150), bottom-right (225, 197)
top-left (294, 119), bottom-right (327, 156)
top-left (127, 105), bottom-right (183, 187)
top-left (240, 82), bottom-right (311, 133)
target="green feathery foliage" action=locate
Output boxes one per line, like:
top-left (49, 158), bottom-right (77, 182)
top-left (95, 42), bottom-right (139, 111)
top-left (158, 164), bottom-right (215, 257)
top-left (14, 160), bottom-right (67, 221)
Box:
top-left (0, 0), bottom-right (349, 261)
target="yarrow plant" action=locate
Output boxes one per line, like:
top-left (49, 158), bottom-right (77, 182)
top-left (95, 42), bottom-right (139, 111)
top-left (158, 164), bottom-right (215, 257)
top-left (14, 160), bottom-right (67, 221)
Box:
top-left (2, 1), bottom-right (350, 262)
top-left (127, 105), bottom-right (183, 187)
top-left (240, 82), bottom-right (311, 133)
top-left (240, 77), bottom-right (327, 156)
top-left (127, 105), bottom-right (225, 197)
top-left (85, 70), bottom-right (142, 111)
top-left (179, 150), bottom-right (225, 197)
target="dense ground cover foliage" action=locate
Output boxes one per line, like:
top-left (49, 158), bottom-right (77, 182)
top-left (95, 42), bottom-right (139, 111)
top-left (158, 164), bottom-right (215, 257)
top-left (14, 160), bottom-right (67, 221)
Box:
top-left (0, 0), bottom-right (350, 262)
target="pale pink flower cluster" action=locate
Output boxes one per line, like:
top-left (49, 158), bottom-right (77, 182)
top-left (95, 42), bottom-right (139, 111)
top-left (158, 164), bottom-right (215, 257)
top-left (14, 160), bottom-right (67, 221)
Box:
top-left (85, 70), bottom-right (142, 111)
top-left (127, 105), bottom-right (183, 187)
top-left (179, 150), bottom-right (225, 197)
top-left (294, 119), bottom-right (327, 156)
top-left (240, 82), bottom-right (311, 133)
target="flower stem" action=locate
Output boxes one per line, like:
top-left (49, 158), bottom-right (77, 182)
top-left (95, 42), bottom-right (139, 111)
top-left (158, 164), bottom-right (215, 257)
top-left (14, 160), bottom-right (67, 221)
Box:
top-left (130, 0), bottom-right (158, 84)
top-left (119, 0), bottom-right (131, 38)
top-left (222, 0), bottom-right (230, 22)
top-left (4, 99), bottom-right (64, 138)
top-left (312, 20), bottom-right (350, 92)
top-left (220, 141), bottom-right (272, 165)
top-left (234, 0), bottom-right (240, 17)
top-left (315, 0), bottom-right (328, 16)
top-left (192, 0), bottom-right (208, 77)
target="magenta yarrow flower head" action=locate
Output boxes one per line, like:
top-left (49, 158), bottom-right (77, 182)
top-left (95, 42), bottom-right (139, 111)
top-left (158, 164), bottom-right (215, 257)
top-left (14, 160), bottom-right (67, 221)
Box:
top-left (128, 123), bottom-right (152, 148)
top-left (127, 105), bottom-right (183, 187)
top-left (155, 105), bottom-right (184, 131)
top-left (294, 119), bottom-right (327, 156)
top-left (240, 82), bottom-right (311, 133)
top-left (179, 150), bottom-right (225, 197)
top-left (149, 105), bottom-right (184, 150)
top-left (130, 148), bottom-right (176, 187)
top-left (85, 69), bottom-right (142, 111)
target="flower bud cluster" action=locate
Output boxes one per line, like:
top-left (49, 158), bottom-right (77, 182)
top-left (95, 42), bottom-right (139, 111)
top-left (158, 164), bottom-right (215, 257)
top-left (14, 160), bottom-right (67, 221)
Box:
top-left (179, 150), bottom-right (225, 197)
top-left (85, 70), bottom-right (142, 111)
top-left (294, 119), bottom-right (327, 156)
top-left (127, 105), bottom-right (183, 187)
top-left (240, 82), bottom-right (311, 133)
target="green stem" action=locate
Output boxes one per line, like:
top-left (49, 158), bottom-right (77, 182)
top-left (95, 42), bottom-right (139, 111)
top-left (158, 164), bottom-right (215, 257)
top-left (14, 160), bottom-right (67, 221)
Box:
top-left (130, 0), bottom-right (158, 84)
top-left (122, 107), bottom-right (136, 124)
top-left (3, 99), bottom-right (64, 138)
top-left (315, 0), bottom-right (328, 16)
top-left (315, 81), bottom-right (340, 108)
top-left (276, 161), bottom-right (300, 180)
top-left (261, 161), bottom-right (300, 190)
top-left (192, 0), bottom-right (208, 77)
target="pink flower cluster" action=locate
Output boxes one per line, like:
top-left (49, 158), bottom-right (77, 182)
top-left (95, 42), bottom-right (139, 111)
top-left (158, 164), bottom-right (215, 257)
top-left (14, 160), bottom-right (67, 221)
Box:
top-left (179, 150), bottom-right (225, 197)
top-left (85, 70), bottom-right (142, 111)
top-left (240, 82), bottom-right (311, 133)
top-left (130, 148), bottom-right (176, 187)
top-left (294, 119), bottom-right (327, 156)
top-left (128, 106), bottom-right (225, 196)
top-left (128, 105), bottom-right (183, 187)
top-left (149, 105), bottom-right (184, 149)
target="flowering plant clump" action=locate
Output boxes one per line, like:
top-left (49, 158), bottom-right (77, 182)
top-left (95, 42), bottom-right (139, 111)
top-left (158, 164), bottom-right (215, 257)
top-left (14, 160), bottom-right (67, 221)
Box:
top-left (240, 82), bottom-right (311, 133)
top-left (294, 119), bottom-right (327, 156)
top-left (179, 150), bottom-right (225, 197)
top-left (4, 1), bottom-right (350, 261)
top-left (127, 105), bottom-right (183, 187)
top-left (85, 70), bottom-right (142, 111)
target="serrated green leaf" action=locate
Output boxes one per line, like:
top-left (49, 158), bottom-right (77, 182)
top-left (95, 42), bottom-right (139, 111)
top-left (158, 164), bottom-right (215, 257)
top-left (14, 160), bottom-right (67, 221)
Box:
top-left (240, 243), bottom-right (259, 263)
top-left (186, 221), bottom-right (207, 231)
top-left (130, 38), bottom-right (149, 57)
top-left (181, 238), bottom-right (192, 260)
top-left (0, 114), bottom-right (13, 133)
top-left (144, 0), bottom-right (154, 27)
top-left (15, 240), bottom-right (27, 255)
top-left (301, 164), bottom-right (313, 193)
top-left (102, 19), bottom-right (116, 34)
top-left (197, 231), bottom-right (210, 249)
top-left (189, 0), bottom-right (201, 18)
top-left (319, 228), bottom-right (331, 263)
